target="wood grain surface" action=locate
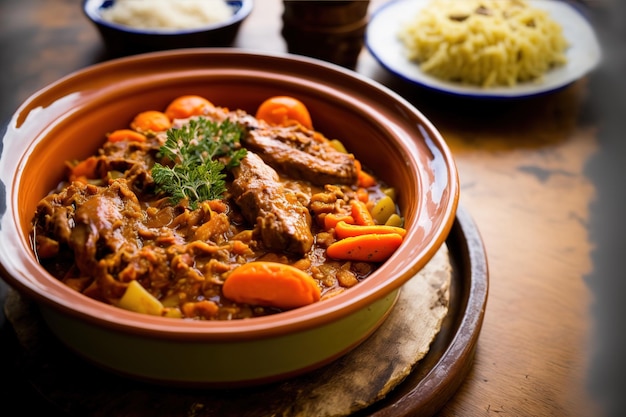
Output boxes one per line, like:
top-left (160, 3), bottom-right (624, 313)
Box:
top-left (1, 0), bottom-right (623, 416)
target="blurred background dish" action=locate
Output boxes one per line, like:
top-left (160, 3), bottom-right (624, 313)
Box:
top-left (82, 0), bottom-right (253, 57)
top-left (366, 0), bottom-right (602, 99)
top-left (281, 0), bottom-right (370, 69)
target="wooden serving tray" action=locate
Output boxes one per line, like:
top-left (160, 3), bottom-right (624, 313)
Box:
top-left (1, 205), bottom-right (488, 417)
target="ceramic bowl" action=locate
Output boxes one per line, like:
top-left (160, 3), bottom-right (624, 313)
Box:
top-left (0, 49), bottom-right (459, 387)
top-left (82, 0), bottom-right (253, 56)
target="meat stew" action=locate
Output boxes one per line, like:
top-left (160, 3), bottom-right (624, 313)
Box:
top-left (31, 95), bottom-right (406, 320)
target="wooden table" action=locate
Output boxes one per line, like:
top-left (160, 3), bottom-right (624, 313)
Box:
top-left (1, 1), bottom-right (624, 416)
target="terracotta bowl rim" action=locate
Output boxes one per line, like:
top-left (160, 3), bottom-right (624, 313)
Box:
top-left (0, 49), bottom-right (459, 343)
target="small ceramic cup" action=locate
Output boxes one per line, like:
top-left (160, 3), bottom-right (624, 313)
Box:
top-left (281, 0), bottom-right (370, 69)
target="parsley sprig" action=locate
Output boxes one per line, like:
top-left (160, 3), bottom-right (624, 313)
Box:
top-left (152, 117), bottom-right (247, 209)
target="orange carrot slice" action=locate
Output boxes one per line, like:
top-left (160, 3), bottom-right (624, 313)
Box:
top-left (130, 110), bottom-right (172, 133)
top-left (255, 96), bottom-right (313, 129)
top-left (354, 159), bottom-right (377, 188)
top-left (334, 221), bottom-right (406, 239)
top-left (350, 199), bottom-right (375, 226)
top-left (222, 262), bottom-right (321, 310)
top-left (355, 187), bottom-right (369, 203)
top-left (357, 168), bottom-right (377, 188)
top-left (69, 156), bottom-right (99, 182)
top-left (165, 95), bottom-right (213, 120)
top-left (323, 213), bottom-right (355, 231)
top-left (326, 233), bottom-right (403, 262)
top-left (107, 129), bottom-right (147, 143)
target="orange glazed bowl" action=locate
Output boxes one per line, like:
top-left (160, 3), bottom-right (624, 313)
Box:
top-left (0, 49), bottom-right (458, 386)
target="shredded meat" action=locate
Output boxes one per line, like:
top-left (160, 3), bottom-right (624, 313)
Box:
top-left (32, 179), bottom-right (236, 306)
top-left (33, 180), bottom-right (169, 300)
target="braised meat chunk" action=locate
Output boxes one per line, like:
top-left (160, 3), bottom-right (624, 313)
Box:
top-left (231, 152), bottom-right (314, 255)
top-left (236, 123), bottom-right (357, 185)
top-left (242, 123), bottom-right (358, 187)
top-left (183, 105), bottom-right (358, 187)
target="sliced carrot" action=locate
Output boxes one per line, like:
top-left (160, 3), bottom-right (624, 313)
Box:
top-left (107, 129), bottom-right (147, 143)
top-left (323, 213), bottom-right (355, 231)
top-left (355, 187), bottom-right (369, 203)
top-left (255, 96), bottom-right (313, 129)
top-left (335, 221), bottom-right (406, 239)
top-left (358, 169), bottom-right (377, 188)
top-left (69, 156), bottom-right (99, 181)
top-left (326, 233), bottom-right (403, 263)
top-left (350, 199), bottom-right (375, 226)
top-left (165, 95), bottom-right (213, 120)
top-left (222, 261), bottom-right (321, 310)
top-left (354, 159), bottom-right (377, 188)
top-left (130, 110), bottom-right (172, 133)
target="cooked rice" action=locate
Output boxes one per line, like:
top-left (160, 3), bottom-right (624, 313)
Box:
top-left (398, 0), bottom-right (568, 87)
top-left (101, 0), bottom-right (233, 30)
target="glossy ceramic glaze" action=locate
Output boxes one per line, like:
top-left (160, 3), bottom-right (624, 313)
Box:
top-left (83, 0), bottom-right (253, 56)
top-left (0, 49), bottom-right (459, 385)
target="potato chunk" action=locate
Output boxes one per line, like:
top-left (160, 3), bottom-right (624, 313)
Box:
top-left (117, 280), bottom-right (163, 316)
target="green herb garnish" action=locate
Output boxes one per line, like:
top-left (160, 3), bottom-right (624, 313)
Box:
top-left (152, 117), bottom-right (247, 209)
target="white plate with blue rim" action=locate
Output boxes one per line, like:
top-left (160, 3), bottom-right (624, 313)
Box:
top-left (365, 0), bottom-right (602, 99)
